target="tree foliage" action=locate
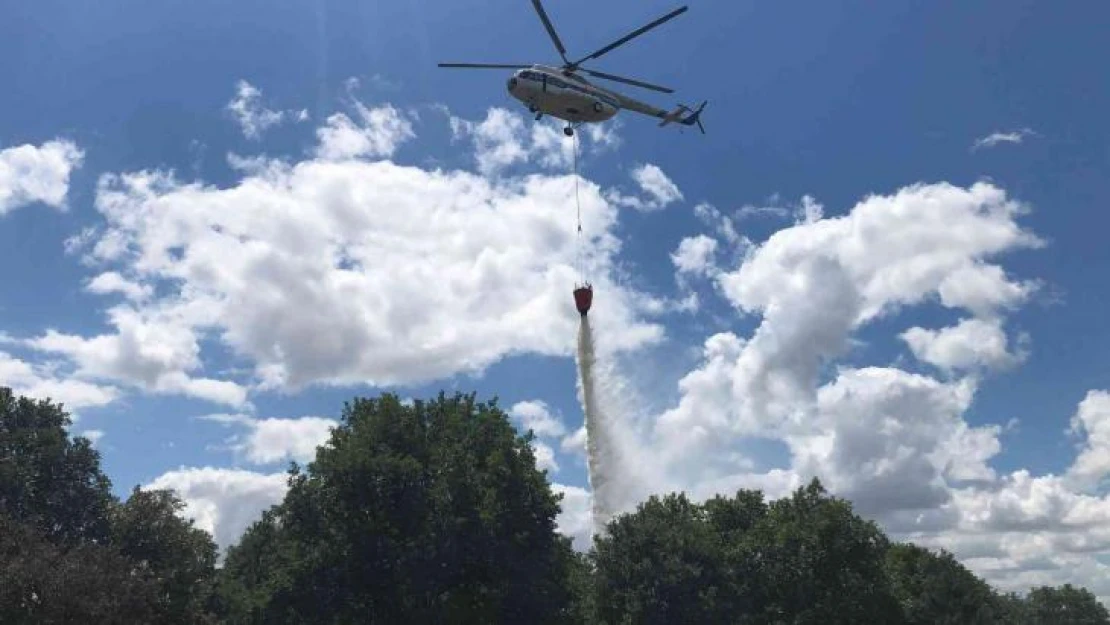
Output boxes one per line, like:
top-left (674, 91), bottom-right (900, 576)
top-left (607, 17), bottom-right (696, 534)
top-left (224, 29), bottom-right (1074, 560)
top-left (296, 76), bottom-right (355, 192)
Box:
top-left (2, 385), bottom-right (1108, 624)
top-left (0, 387), bottom-right (219, 623)
top-left (218, 392), bottom-right (580, 624)
top-left (590, 479), bottom-right (904, 625)
top-left (0, 388), bottom-right (114, 544)
top-left (885, 542), bottom-right (1003, 624)
top-left (0, 513), bottom-right (163, 625)
top-left (1024, 584), bottom-right (1110, 624)
top-left (112, 487), bottom-right (221, 623)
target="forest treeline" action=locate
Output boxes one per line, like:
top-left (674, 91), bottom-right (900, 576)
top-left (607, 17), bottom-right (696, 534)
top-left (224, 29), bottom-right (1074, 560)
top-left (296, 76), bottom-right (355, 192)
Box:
top-left (1, 386), bottom-right (1107, 624)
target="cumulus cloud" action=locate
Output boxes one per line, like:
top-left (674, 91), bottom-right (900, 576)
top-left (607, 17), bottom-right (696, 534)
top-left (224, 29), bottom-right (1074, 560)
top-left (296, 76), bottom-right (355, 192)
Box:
top-left (655, 182), bottom-right (1040, 468)
top-left (226, 80), bottom-right (308, 140)
top-left (80, 429), bottom-right (105, 447)
top-left (0, 139), bottom-right (84, 215)
top-left (971, 127), bottom-right (1036, 151)
top-left (510, 400), bottom-right (566, 438)
top-left (572, 180), bottom-right (1110, 600)
top-left (315, 101), bottom-right (414, 160)
top-left (901, 317), bottom-right (1027, 373)
top-left (561, 425), bottom-right (587, 456)
top-left (146, 467), bottom-right (288, 551)
top-left (448, 107), bottom-right (616, 176)
top-left (58, 129), bottom-right (660, 396)
top-left (607, 164), bottom-right (683, 211)
top-left (200, 413), bottom-right (338, 465)
top-left (0, 350), bottom-right (120, 412)
top-left (553, 483), bottom-right (593, 550)
top-left (85, 271), bottom-right (152, 302)
top-left (1067, 391), bottom-right (1110, 491)
top-left (736, 193), bottom-right (823, 225)
top-left (671, 234), bottom-right (719, 276)
top-left (20, 103), bottom-right (660, 416)
top-left (632, 164), bottom-right (682, 207)
top-left (26, 305), bottom-right (249, 408)
top-left (533, 440), bottom-right (559, 474)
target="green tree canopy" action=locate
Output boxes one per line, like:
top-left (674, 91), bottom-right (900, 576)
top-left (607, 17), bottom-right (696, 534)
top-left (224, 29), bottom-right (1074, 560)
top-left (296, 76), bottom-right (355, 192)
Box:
top-left (0, 387), bottom-right (219, 623)
top-left (590, 479), bottom-right (904, 625)
top-left (885, 542), bottom-right (1003, 624)
top-left (218, 392), bottom-right (580, 624)
top-left (0, 388), bottom-right (114, 544)
top-left (590, 492), bottom-right (736, 624)
top-left (0, 513), bottom-right (163, 625)
top-left (112, 487), bottom-right (221, 623)
top-left (1024, 584), bottom-right (1110, 624)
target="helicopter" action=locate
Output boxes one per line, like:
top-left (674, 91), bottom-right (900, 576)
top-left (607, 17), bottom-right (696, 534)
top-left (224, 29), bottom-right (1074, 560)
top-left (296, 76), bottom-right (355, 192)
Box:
top-left (438, 0), bottom-right (706, 137)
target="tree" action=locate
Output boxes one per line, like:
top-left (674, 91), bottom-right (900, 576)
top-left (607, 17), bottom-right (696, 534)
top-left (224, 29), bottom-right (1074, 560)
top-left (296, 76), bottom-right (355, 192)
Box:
top-left (0, 387), bottom-right (221, 624)
top-left (111, 487), bottom-right (221, 623)
top-left (591, 492), bottom-right (736, 624)
top-left (885, 542), bottom-right (1001, 624)
top-left (1025, 584), bottom-right (1110, 624)
top-left (0, 388), bottom-right (114, 544)
top-left (742, 479), bottom-right (904, 625)
top-left (0, 513), bottom-right (162, 624)
top-left (219, 392), bottom-right (579, 624)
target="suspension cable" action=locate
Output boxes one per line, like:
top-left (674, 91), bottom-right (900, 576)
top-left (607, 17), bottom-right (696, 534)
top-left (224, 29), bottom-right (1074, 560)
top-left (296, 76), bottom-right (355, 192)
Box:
top-left (572, 130), bottom-right (585, 284)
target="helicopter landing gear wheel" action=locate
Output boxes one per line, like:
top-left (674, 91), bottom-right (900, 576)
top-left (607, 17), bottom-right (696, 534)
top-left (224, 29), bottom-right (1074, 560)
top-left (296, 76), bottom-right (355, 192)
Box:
top-left (564, 126), bottom-right (574, 137)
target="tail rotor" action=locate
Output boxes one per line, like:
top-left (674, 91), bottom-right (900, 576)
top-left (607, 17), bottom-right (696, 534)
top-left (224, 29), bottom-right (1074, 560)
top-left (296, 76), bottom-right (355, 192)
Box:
top-left (681, 100), bottom-right (707, 134)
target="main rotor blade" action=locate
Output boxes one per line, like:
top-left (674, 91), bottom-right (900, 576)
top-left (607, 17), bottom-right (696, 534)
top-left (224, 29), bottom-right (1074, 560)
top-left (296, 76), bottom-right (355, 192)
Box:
top-left (438, 63), bottom-right (531, 69)
top-left (580, 68), bottom-right (674, 94)
top-left (571, 5), bottom-right (687, 67)
top-left (530, 0), bottom-right (569, 63)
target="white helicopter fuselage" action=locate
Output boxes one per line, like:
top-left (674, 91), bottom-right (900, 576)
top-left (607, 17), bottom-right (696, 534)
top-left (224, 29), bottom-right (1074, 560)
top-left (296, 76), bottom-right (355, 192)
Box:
top-left (507, 66), bottom-right (620, 123)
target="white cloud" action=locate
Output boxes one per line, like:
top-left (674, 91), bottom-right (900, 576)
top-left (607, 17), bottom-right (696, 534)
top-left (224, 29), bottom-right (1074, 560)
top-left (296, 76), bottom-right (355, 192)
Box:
top-left (972, 127), bottom-right (1035, 151)
top-left (200, 413), bottom-right (338, 465)
top-left (608, 164), bottom-right (683, 211)
top-left (553, 483), bottom-right (593, 550)
top-left (561, 425), bottom-right (587, 456)
top-left (0, 139), bottom-right (84, 215)
top-left (449, 108), bottom-right (618, 177)
top-left (85, 271), bottom-right (152, 302)
top-left (901, 317), bottom-right (1026, 373)
top-left (510, 400), bottom-right (566, 438)
top-left (80, 429), bottom-right (105, 447)
top-left (937, 264), bottom-right (1038, 317)
top-left (57, 122), bottom-right (660, 396)
top-left (671, 234), bottom-right (719, 276)
top-left (450, 108), bottom-right (528, 175)
top-left (0, 350), bottom-right (120, 412)
top-left (26, 305), bottom-right (249, 408)
top-left (315, 101), bottom-right (414, 160)
top-left (226, 80), bottom-right (307, 140)
top-left (583, 120), bottom-right (621, 152)
top-left (738, 204), bottom-right (790, 220)
top-left (736, 193), bottom-right (822, 225)
top-left (791, 367), bottom-right (994, 519)
top-left (656, 182), bottom-right (1039, 463)
top-left (632, 164), bottom-right (682, 207)
top-left (533, 440), bottom-right (559, 473)
top-left (1067, 391), bottom-right (1110, 491)
top-left (567, 180), bottom-right (1110, 600)
top-left (145, 466), bottom-right (288, 551)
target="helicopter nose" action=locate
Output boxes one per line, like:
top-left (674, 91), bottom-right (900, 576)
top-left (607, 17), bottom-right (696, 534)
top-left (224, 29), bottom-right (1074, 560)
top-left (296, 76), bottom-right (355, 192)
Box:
top-left (507, 77), bottom-right (518, 93)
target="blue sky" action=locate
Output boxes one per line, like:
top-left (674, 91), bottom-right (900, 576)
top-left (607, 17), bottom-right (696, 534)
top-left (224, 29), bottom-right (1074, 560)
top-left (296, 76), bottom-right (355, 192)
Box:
top-left (4, 0), bottom-right (1110, 599)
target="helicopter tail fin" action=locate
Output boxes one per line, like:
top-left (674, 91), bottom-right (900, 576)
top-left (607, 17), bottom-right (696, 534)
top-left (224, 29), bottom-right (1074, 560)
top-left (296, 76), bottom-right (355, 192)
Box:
top-left (658, 100), bottom-right (707, 134)
top-left (679, 100), bottom-right (707, 134)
